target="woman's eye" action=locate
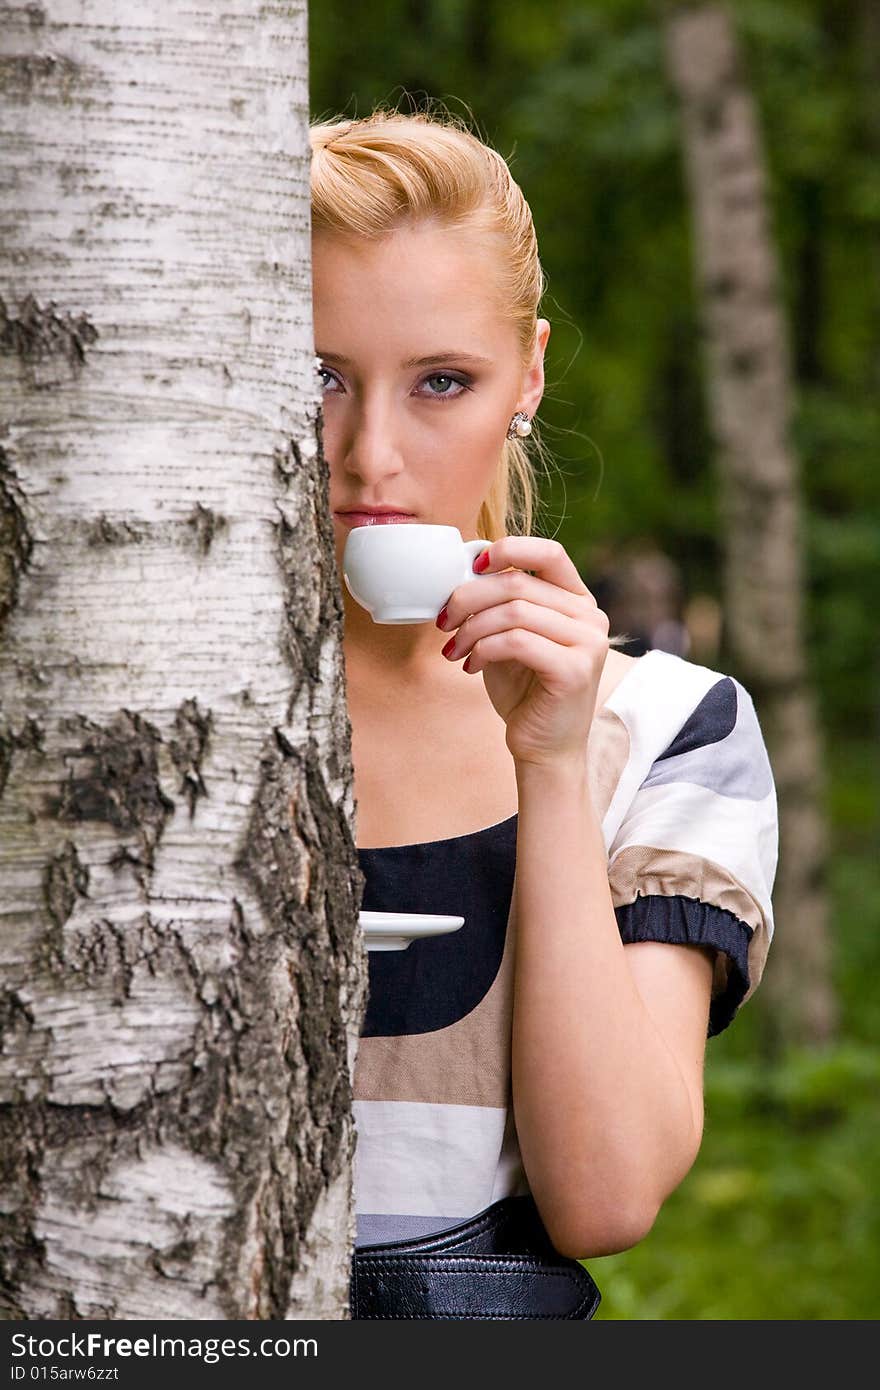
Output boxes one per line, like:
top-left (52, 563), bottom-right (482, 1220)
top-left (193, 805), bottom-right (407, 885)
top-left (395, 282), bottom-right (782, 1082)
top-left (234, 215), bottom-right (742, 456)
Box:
top-left (420, 373), bottom-right (471, 400)
top-left (317, 366), bottom-right (340, 391)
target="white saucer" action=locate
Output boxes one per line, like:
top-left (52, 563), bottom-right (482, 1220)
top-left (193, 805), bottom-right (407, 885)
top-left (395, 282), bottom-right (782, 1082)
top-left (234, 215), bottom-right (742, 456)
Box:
top-left (359, 910), bottom-right (465, 952)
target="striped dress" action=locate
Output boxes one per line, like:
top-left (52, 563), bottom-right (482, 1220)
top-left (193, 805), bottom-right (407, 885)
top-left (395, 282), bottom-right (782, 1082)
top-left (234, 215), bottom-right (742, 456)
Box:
top-left (352, 648), bottom-right (778, 1248)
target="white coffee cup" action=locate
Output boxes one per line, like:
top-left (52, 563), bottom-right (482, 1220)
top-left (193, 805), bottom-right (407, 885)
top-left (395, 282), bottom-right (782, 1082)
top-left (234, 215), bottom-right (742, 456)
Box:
top-left (342, 524), bottom-right (492, 624)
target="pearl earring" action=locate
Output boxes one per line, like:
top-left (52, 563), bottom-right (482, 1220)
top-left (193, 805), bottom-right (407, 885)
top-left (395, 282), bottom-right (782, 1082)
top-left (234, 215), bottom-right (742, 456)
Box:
top-left (507, 411), bottom-right (532, 439)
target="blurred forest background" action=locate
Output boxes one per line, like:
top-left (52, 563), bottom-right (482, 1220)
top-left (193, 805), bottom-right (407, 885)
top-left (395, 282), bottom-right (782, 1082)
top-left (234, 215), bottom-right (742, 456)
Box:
top-left (309, 0), bottom-right (879, 1318)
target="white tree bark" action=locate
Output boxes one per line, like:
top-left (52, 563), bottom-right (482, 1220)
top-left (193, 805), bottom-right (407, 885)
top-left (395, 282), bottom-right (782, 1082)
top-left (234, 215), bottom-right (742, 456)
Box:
top-left (0, 0), bottom-right (367, 1319)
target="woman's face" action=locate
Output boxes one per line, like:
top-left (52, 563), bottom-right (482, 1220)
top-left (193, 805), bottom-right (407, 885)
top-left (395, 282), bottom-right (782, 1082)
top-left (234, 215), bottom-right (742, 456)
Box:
top-left (312, 222), bottom-right (549, 555)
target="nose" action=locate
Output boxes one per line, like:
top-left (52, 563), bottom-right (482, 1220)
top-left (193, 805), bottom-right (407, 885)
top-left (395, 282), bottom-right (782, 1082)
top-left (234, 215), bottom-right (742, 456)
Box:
top-left (336, 393), bottom-right (406, 487)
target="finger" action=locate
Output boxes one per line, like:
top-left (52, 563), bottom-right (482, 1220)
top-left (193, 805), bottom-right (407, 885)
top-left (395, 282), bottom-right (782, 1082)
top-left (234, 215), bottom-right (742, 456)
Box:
top-left (441, 567), bottom-right (596, 632)
top-left (462, 627), bottom-right (592, 687)
top-left (442, 598), bottom-right (595, 663)
top-left (473, 536), bottom-right (592, 598)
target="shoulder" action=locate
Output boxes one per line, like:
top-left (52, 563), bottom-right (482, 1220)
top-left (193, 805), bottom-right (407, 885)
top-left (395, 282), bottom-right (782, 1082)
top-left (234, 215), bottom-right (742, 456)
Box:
top-left (596, 648), bottom-right (640, 712)
top-left (606, 649), bottom-right (778, 917)
top-left (594, 648), bottom-right (777, 857)
top-left (602, 651), bottom-right (778, 1037)
top-left (602, 647), bottom-right (769, 761)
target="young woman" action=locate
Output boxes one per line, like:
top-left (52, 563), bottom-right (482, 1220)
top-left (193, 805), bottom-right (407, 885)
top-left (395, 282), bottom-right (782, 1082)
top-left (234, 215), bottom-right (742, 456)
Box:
top-left (309, 106), bottom-right (778, 1320)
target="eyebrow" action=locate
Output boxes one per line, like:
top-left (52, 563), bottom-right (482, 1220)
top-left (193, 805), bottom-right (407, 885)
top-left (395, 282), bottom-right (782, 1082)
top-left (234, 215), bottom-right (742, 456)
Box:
top-left (317, 350), bottom-right (493, 367)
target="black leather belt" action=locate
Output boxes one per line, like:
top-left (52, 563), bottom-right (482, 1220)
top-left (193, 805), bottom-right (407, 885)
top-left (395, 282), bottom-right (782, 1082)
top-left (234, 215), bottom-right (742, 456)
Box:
top-left (350, 1194), bottom-right (601, 1320)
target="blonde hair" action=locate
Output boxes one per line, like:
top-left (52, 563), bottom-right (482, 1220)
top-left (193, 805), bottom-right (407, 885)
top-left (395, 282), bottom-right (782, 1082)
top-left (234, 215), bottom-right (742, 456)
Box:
top-left (309, 101), bottom-right (556, 542)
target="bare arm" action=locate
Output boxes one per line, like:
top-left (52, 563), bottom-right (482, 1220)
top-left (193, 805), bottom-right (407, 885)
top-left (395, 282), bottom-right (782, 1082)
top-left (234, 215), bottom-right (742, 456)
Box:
top-left (437, 535), bottom-right (716, 1260)
top-left (511, 756), bottom-right (714, 1260)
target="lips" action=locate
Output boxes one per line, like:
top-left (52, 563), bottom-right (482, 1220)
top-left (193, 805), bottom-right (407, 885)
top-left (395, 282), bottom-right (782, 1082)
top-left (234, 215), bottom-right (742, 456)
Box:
top-left (335, 509), bottom-right (416, 527)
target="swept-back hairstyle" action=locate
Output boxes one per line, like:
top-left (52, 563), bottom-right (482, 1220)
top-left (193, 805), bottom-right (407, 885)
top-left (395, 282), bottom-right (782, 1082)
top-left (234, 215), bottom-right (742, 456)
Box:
top-left (309, 102), bottom-right (553, 541)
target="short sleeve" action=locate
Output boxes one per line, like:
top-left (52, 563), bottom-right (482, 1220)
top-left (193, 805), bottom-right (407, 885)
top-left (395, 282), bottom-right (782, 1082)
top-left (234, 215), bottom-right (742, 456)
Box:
top-left (607, 674), bottom-right (778, 1037)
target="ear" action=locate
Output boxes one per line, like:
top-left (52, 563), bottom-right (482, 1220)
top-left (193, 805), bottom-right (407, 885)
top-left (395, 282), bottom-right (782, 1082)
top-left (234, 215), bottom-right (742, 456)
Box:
top-left (517, 318), bottom-right (551, 419)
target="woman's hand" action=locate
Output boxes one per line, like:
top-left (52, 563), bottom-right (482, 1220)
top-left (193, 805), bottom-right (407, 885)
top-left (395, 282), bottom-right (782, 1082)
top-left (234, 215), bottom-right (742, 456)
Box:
top-left (436, 536), bottom-right (610, 769)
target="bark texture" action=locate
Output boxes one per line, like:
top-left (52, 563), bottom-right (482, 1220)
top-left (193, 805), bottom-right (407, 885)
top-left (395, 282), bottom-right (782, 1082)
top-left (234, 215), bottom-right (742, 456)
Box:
top-left (664, 3), bottom-right (837, 1048)
top-left (0, 0), bottom-right (367, 1318)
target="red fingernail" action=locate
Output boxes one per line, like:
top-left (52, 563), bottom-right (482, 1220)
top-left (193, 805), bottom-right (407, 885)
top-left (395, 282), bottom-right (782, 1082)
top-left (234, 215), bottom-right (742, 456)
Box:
top-left (473, 550), bottom-right (490, 573)
top-left (441, 636), bottom-right (456, 658)
top-left (436, 605), bottom-right (449, 629)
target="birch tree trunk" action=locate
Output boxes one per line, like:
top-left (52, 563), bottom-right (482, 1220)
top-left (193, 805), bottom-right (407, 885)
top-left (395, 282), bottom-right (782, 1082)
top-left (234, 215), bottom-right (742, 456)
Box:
top-left (664, 3), bottom-right (837, 1049)
top-left (0, 0), bottom-right (367, 1319)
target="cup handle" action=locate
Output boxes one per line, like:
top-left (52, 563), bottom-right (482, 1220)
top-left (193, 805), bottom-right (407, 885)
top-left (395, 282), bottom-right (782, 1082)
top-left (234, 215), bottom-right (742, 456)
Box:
top-left (461, 538), bottom-right (492, 583)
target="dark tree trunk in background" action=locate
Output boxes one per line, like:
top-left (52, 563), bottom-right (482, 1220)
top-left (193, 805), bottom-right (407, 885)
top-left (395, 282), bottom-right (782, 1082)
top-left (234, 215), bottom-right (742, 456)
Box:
top-left (402, 0), bottom-right (434, 102)
top-left (857, 0), bottom-right (880, 391)
top-left (793, 176), bottom-right (825, 384)
top-left (0, 0), bottom-right (366, 1318)
top-left (664, 3), bottom-right (838, 1050)
top-left (467, 0), bottom-right (494, 77)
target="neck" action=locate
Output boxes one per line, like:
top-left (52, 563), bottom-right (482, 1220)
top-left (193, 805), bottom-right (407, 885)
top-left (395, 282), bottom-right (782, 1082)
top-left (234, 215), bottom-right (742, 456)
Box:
top-left (341, 588), bottom-right (452, 683)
